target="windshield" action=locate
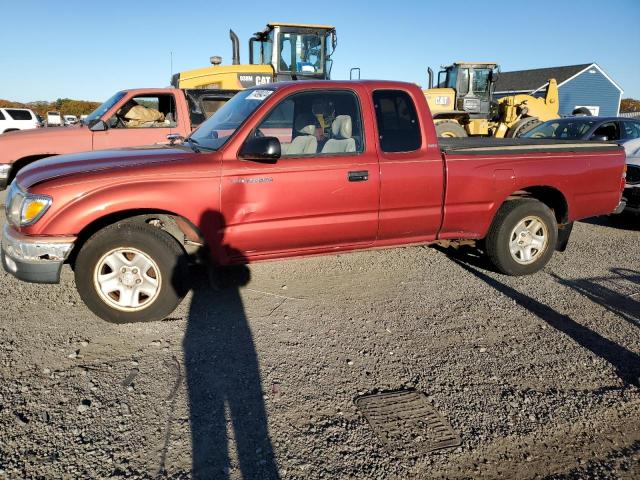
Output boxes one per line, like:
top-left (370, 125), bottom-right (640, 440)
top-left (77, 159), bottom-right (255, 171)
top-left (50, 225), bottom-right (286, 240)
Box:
top-left (278, 32), bottom-right (324, 75)
top-left (84, 91), bottom-right (126, 124)
top-left (189, 89), bottom-right (274, 151)
top-left (523, 119), bottom-right (596, 139)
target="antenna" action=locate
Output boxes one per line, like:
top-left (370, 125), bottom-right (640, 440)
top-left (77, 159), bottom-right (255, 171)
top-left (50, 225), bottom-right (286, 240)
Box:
top-left (170, 51), bottom-right (173, 78)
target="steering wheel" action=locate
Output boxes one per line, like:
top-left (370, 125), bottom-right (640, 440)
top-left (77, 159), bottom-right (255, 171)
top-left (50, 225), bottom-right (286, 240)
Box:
top-left (114, 114), bottom-right (127, 128)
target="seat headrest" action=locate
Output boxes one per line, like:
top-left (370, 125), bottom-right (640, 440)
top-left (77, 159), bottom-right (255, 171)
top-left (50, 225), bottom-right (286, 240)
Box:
top-left (331, 115), bottom-right (352, 139)
top-left (294, 113), bottom-right (316, 136)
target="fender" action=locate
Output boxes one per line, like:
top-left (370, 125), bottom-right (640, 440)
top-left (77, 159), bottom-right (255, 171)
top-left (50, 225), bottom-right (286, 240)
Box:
top-left (25, 176), bottom-right (223, 253)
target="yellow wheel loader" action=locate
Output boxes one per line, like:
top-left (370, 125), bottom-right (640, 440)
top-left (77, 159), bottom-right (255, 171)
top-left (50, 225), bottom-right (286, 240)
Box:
top-left (172, 23), bottom-right (337, 90)
top-left (423, 62), bottom-right (560, 138)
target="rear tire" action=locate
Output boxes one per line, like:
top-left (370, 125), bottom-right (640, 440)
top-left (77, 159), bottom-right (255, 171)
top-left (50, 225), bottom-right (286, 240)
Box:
top-left (435, 120), bottom-right (468, 138)
top-left (75, 221), bottom-right (188, 323)
top-left (572, 107), bottom-right (592, 116)
top-left (506, 117), bottom-right (541, 138)
top-left (484, 199), bottom-right (558, 276)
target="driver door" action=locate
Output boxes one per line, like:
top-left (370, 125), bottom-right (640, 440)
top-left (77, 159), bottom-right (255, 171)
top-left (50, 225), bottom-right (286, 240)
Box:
top-left (220, 88), bottom-right (379, 260)
top-left (92, 93), bottom-right (178, 150)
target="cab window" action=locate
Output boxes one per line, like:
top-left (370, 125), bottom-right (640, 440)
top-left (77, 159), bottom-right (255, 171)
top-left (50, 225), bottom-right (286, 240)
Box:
top-left (250, 90), bottom-right (363, 157)
top-left (373, 90), bottom-right (421, 153)
top-left (108, 94), bottom-right (177, 129)
top-left (457, 68), bottom-right (470, 95)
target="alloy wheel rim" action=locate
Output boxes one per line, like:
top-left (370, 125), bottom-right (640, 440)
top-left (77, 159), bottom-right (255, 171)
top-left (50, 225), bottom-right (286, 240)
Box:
top-left (93, 247), bottom-right (161, 311)
top-left (509, 216), bottom-right (548, 265)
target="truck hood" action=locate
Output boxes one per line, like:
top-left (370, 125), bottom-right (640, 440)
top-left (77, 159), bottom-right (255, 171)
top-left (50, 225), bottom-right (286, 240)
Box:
top-left (0, 126), bottom-right (92, 164)
top-left (2, 125), bottom-right (83, 140)
top-left (16, 145), bottom-right (197, 189)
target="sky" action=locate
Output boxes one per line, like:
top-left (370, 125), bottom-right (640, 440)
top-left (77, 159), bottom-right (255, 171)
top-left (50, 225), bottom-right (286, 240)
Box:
top-left (1, 0), bottom-right (639, 103)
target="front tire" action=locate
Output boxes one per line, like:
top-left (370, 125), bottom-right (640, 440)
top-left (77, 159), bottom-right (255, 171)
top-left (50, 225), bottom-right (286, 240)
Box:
top-left (484, 199), bottom-right (558, 275)
top-left (75, 221), bottom-right (188, 323)
top-left (435, 120), bottom-right (468, 138)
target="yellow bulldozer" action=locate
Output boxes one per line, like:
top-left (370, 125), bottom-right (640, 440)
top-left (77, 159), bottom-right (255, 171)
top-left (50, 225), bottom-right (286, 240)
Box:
top-left (423, 62), bottom-right (560, 138)
top-left (172, 23), bottom-right (337, 90)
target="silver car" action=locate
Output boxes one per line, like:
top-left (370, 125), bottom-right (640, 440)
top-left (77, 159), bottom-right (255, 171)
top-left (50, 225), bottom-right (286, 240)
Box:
top-left (623, 139), bottom-right (640, 214)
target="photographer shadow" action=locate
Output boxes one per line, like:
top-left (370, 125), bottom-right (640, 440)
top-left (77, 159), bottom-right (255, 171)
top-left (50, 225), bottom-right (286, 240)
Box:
top-left (174, 210), bottom-right (280, 479)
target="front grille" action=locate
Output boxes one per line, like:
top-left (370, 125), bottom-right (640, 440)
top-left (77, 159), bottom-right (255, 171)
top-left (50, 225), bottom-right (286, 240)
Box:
top-left (626, 165), bottom-right (640, 185)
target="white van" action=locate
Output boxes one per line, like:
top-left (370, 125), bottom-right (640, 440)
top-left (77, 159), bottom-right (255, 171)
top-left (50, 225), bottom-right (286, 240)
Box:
top-left (0, 108), bottom-right (40, 133)
top-left (46, 111), bottom-right (63, 126)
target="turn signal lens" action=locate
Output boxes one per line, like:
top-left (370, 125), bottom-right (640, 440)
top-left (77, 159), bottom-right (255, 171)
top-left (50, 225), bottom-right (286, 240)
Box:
top-left (20, 195), bottom-right (52, 225)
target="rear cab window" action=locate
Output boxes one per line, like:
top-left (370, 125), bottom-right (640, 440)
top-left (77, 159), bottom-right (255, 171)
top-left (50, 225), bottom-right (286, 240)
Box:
top-left (0, 110), bottom-right (5, 121)
top-left (185, 90), bottom-right (236, 128)
top-left (372, 90), bottom-right (422, 153)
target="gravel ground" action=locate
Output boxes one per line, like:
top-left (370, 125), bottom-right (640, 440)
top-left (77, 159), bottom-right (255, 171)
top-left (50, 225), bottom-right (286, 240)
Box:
top-left (0, 199), bottom-right (638, 479)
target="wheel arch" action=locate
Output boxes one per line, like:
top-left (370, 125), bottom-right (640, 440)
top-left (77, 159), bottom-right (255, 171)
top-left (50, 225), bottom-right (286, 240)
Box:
top-left (505, 185), bottom-right (570, 225)
top-left (68, 209), bottom-right (206, 267)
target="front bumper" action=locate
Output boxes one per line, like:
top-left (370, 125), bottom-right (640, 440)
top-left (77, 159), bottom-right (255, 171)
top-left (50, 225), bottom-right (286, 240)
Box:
top-left (613, 199), bottom-right (627, 214)
top-left (0, 164), bottom-right (10, 190)
top-left (1, 225), bottom-right (76, 284)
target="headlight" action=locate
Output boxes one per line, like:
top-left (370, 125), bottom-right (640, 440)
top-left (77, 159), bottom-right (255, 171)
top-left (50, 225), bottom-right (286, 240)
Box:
top-left (5, 182), bottom-right (52, 227)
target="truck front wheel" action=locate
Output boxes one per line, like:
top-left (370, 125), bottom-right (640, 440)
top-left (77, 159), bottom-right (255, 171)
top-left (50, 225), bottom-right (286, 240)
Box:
top-left (74, 221), bottom-right (188, 323)
top-left (484, 199), bottom-right (558, 276)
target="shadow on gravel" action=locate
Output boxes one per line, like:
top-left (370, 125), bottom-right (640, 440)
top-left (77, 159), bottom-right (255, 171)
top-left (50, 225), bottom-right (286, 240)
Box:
top-left (171, 210), bottom-right (279, 479)
top-left (431, 244), bottom-right (502, 273)
top-left (551, 269), bottom-right (640, 327)
top-left (580, 214), bottom-right (640, 232)
top-left (444, 251), bottom-right (640, 387)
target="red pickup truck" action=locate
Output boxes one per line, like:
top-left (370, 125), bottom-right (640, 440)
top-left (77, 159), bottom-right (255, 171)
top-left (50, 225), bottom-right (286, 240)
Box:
top-left (1, 80), bottom-right (626, 323)
top-left (0, 87), bottom-right (237, 190)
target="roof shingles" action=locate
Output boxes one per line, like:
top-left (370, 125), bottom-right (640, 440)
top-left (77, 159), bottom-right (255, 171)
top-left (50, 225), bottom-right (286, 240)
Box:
top-left (494, 63), bottom-right (592, 93)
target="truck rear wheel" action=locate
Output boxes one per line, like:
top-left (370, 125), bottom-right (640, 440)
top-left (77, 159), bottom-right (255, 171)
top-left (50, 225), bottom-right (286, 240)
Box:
top-left (435, 120), bottom-right (468, 138)
top-left (74, 221), bottom-right (188, 323)
top-left (484, 199), bottom-right (557, 276)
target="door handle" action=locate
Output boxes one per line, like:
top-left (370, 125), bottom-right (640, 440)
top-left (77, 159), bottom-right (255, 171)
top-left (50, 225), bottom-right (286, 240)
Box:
top-left (348, 170), bottom-right (369, 182)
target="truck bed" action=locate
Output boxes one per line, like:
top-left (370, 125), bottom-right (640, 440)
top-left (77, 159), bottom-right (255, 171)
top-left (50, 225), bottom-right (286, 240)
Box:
top-left (439, 138), bottom-right (622, 155)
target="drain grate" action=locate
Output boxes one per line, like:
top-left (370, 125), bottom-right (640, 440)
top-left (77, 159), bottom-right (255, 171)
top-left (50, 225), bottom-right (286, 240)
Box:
top-left (355, 390), bottom-right (461, 456)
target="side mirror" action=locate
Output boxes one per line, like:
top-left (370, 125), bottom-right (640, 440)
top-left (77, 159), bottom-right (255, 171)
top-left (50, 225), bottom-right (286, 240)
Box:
top-left (166, 133), bottom-right (184, 145)
top-left (591, 134), bottom-right (608, 141)
top-left (239, 136), bottom-right (281, 163)
top-left (89, 119), bottom-right (108, 132)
